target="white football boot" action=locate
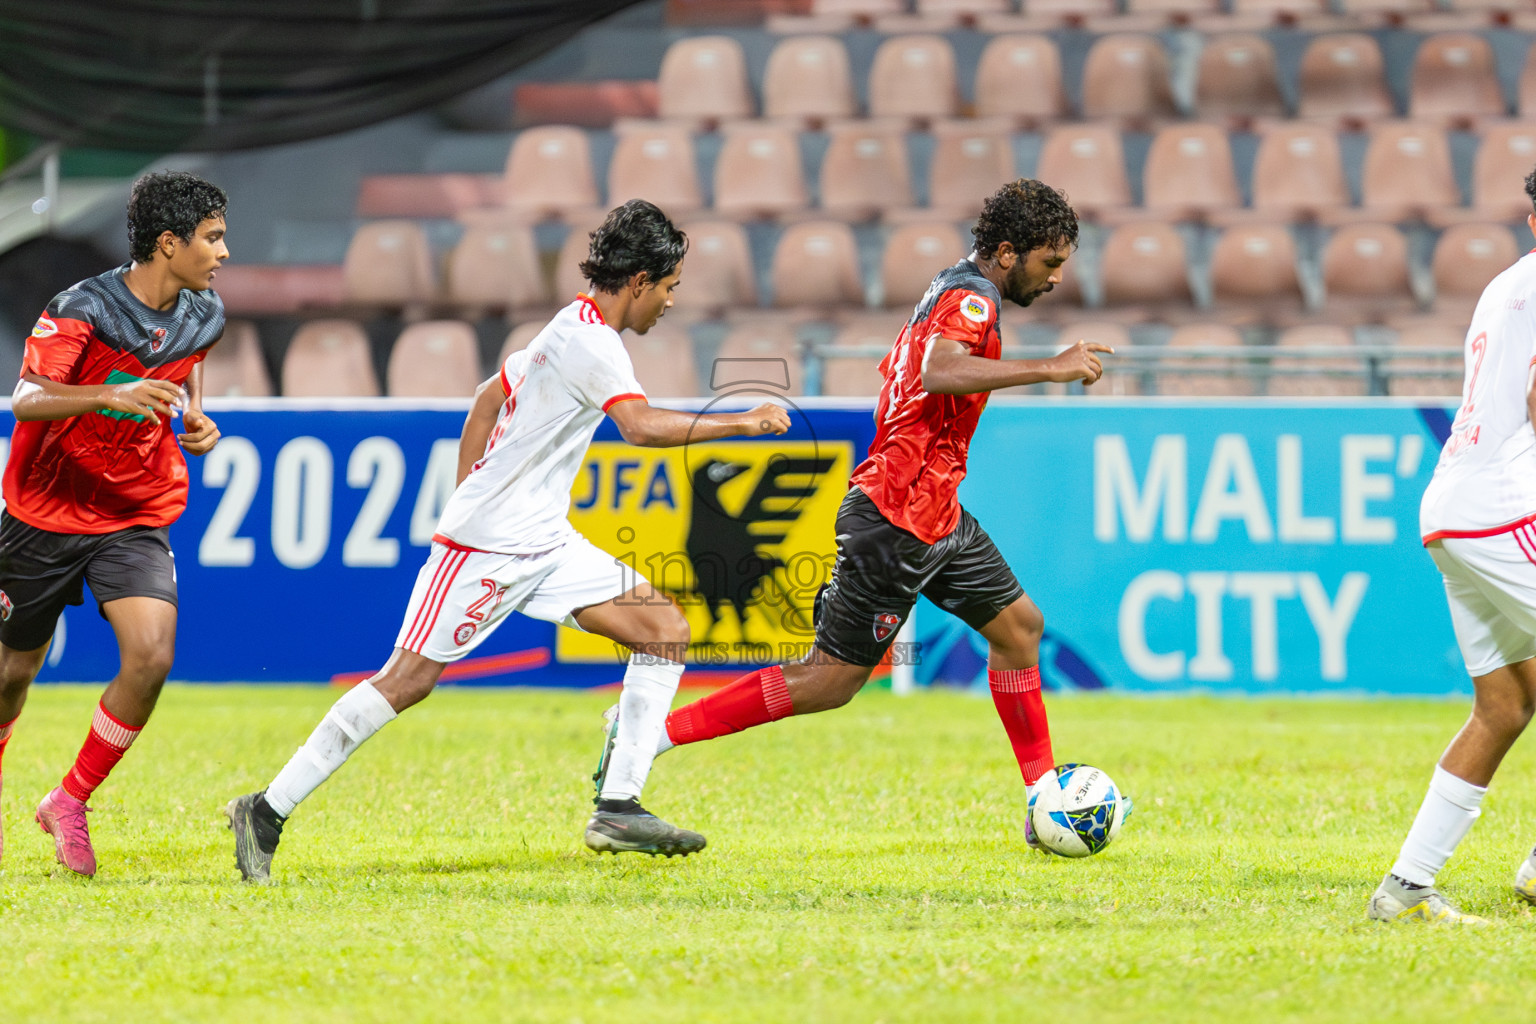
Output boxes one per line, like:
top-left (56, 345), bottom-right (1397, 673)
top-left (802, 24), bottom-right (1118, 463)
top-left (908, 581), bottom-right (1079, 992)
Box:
top-left (1367, 874), bottom-right (1487, 925)
top-left (1512, 851), bottom-right (1536, 905)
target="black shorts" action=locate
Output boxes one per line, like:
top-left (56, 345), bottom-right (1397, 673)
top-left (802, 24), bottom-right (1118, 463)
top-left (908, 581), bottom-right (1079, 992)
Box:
top-left (0, 511), bottom-right (178, 651)
top-left (813, 487), bottom-right (1025, 667)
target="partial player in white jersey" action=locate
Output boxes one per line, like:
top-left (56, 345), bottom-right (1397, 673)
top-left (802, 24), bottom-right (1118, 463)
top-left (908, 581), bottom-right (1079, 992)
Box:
top-left (224, 201), bottom-right (790, 882)
top-left (1368, 175), bottom-right (1536, 925)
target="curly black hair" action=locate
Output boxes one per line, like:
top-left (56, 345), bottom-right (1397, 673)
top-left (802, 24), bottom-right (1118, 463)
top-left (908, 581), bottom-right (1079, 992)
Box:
top-left (1525, 164), bottom-right (1536, 214)
top-left (579, 199), bottom-right (688, 292)
top-left (127, 171), bottom-right (228, 263)
top-left (972, 179), bottom-right (1079, 261)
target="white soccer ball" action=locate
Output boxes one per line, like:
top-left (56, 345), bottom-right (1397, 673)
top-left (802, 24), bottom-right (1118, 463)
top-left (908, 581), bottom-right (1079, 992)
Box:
top-left (1028, 763), bottom-right (1130, 858)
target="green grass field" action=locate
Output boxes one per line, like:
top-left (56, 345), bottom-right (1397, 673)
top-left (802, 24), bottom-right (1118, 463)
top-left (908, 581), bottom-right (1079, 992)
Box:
top-left (4, 684), bottom-right (1536, 1023)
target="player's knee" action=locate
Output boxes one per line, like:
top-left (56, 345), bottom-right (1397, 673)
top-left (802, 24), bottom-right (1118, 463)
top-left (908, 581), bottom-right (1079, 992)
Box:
top-left (0, 656), bottom-right (37, 698)
top-left (123, 642), bottom-right (176, 685)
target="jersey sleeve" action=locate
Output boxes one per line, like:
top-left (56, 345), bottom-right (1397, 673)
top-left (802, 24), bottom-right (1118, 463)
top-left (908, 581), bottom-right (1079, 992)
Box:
top-left (499, 349), bottom-right (530, 393)
top-left (929, 289), bottom-right (999, 355)
top-left (21, 307), bottom-right (92, 382)
top-left (562, 327), bottom-right (647, 412)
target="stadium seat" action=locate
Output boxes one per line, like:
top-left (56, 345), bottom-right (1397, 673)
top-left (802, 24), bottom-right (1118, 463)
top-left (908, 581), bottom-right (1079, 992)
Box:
top-left (624, 323), bottom-right (701, 398)
top-left (1246, 123), bottom-right (1351, 222)
top-left (1337, 0), bottom-right (1433, 16)
top-left (926, 123), bottom-right (1015, 221)
top-left (820, 316), bottom-right (899, 397)
top-left (1142, 123), bottom-right (1242, 221)
top-left (607, 122), bottom-right (704, 218)
top-left (1297, 35), bottom-right (1394, 126)
top-left (1231, 0), bottom-right (1330, 18)
top-left (554, 216), bottom-right (606, 304)
top-left (1521, 41), bottom-right (1536, 117)
top-left (1432, 223), bottom-right (1519, 320)
top-left (445, 222), bottom-right (548, 315)
top-left (819, 122), bottom-right (913, 221)
top-left (677, 220), bottom-right (758, 315)
top-left (1081, 34), bottom-right (1177, 125)
top-left (201, 320), bottom-right (272, 398)
top-left (1194, 34), bottom-right (1285, 124)
top-left (1035, 125), bottom-right (1132, 220)
top-left (341, 220), bottom-right (436, 309)
top-left (1389, 321), bottom-right (1464, 398)
top-left (880, 222), bottom-right (967, 308)
top-left (771, 221), bottom-right (865, 309)
top-left (1268, 324), bottom-right (1365, 397)
top-left (1320, 223), bottom-right (1416, 322)
top-left (713, 122), bottom-right (810, 220)
top-left (211, 265), bottom-right (347, 316)
top-left (387, 320), bottom-right (481, 398)
top-left (656, 36), bottom-right (755, 126)
top-left (762, 35), bottom-right (857, 126)
top-left (282, 319), bottom-right (379, 397)
top-left (1099, 222), bottom-right (1193, 316)
top-left (973, 35), bottom-right (1068, 127)
top-left (355, 174), bottom-right (498, 219)
top-left (1461, 124), bottom-right (1536, 223)
top-left (1057, 322), bottom-right (1139, 396)
top-left (867, 35), bottom-right (960, 123)
top-left (1208, 224), bottom-right (1305, 322)
top-left (1357, 122), bottom-right (1459, 222)
top-left (502, 126), bottom-right (599, 221)
top-left (714, 322), bottom-right (806, 395)
top-left (1409, 33), bottom-right (1505, 126)
top-left (499, 321), bottom-right (545, 365)
top-left (1155, 323), bottom-right (1255, 397)
top-left (1124, 0), bottom-right (1222, 16)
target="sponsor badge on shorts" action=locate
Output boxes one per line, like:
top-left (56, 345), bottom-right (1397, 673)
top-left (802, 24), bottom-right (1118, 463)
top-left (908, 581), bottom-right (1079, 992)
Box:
top-left (453, 622), bottom-right (477, 646)
top-left (873, 612), bottom-right (900, 643)
top-left (960, 295), bottom-right (989, 323)
top-left (32, 316), bottom-right (57, 338)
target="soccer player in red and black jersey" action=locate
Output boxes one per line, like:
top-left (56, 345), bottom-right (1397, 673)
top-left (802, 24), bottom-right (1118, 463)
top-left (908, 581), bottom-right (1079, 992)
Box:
top-left (598, 180), bottom-right (1110, 845)
top-left (0, 171), bottom-right (227, 876)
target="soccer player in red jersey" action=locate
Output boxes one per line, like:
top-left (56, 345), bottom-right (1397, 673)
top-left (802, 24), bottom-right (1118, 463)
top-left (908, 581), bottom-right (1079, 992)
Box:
top-left (0, 171), bottom-right (227, 876)
top-left (595, 181), bottom-right (1110, 844)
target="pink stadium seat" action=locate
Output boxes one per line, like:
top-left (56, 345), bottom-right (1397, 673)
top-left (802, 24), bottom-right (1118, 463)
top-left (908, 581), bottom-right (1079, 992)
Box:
top-left (201, 320), bottom-right (272, 398)
top-left (342, 221), bottom-right (436, 309)
top-left (624, 323), bottom-right (701, 398)
top-left (1035, 125), bottom-right (1132, 220)
top-left (821, 316), bottom-right (900, 397)
top-left (714, 322), bottom-right (805, 395)
top-left (1248, 123), bottom-right (1351, 221)
top-left (676, 220), bottom-right (758, 314)
top-left (713, 123), bottom-right (810, 220)
top-left (1142, 123), bottom-right (1242, 220)
top-left (355, 174), bottom-right (498, 218)
top-left (1521, 41), bottom-right (1536, 117)
top-left (1081, 34), bottom-right (1177, 124)
top-left (1466, 124), bottom-right (1536, 222)
top-left (1432, 223), bottom-right (1519, 320)
top-left (880, 223), bottom-right (967, 309)
top-left (1125, 0), bottom-right (1222, 14)
top-left (819, 122), bottom-right (913, 221)
top-left (1320, 224), bottom-right (1416, 322)
top-left (212, 265), bottom-right (346, 315)
top-left (282, 319), bottom-right (379, 398)
top-left (1231, 0), bottom-right (1329, 17)
top-left (867, 35), bottom-right (960, 123)
top-left (1297, 35), bottom-right (1394, 126)
top-left (1194, 35), bottom-right (1285, 124)
top-left (387, 321), bottom-right (482, 398)
top-left (554, 216), bottom-right (606, 305)
top-left (762, 35), bottom-right (857, 125)
top-left (1390, 320), bottom-right (1465, 398)
top-left (445, 222), bottom-right (548, 314)
top-left (1099, 222), bottom-right (1193, 314)
top-left (607, 122), bottom-right (703, 218)
top-left (1410, 33), bottom-right (1505, 125)
top-left (499, 321), bottom-right (544, 364)
top-left (1338, 0), bottom-right (1433, 14)
top-left (973, 35), bottom-right (1068, 127)
top-left (771, 221), bottom-right (864, 309)
top-left (502, 126), bottom-right (599, 221)
top-left (1358, 122), bottom-right (1459, 222)
top-left (1208, 224), bottom-right (1305, 322)
top-left (1156, 323), bottom-right (1255, 397)
top-left (927, 123), bottom-right (1016, 221)
top-left (1268, 324), bottom-right (1365, 397)
top-left (656, 36), bottom-right (755, 125)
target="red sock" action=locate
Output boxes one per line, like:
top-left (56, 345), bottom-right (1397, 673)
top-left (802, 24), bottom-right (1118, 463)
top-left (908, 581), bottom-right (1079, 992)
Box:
top-left (61, 703), bottom-right (142, 802)
top-left (0, 714), bottom-right (15, 775)
top-left (990, 666), bottom-right (1053, 786)
top-left (666, 665), bottom-right (794, 746)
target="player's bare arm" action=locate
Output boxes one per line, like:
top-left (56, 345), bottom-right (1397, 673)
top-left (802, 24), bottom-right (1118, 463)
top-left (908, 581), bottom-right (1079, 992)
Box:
top-left (921, 336), bottom-right (1111, 395)
top-left (606, 398), bottom-right (790, 447)
top-left (12, 372), bottom-right (183, 422)
top-left (456, 373), bottom-right (509, 485)
top-left (177, 361), bottom-right (219, 456)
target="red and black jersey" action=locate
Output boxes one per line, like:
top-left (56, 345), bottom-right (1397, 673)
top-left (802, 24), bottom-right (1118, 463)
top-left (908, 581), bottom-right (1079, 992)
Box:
top-left (848, 259), bottom-right (1002, 544)
top-left (5, 266), bottom-right (224, 535)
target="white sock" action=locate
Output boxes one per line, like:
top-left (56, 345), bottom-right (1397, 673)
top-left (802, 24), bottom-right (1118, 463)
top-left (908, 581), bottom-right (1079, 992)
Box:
top-left (264, 681), bottom-right (398, 817)
top-left (655, 728), bottom-right (675, 757)
top-left (600, 657), bottom-right (684, 802)
top-left (1390, 765), bottom-right (1487, 887)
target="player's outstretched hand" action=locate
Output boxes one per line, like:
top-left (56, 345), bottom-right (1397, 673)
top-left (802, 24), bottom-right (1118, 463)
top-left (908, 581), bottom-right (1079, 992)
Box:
top-left (178, 409), bottom-right (221, 456)
top-left (102, 378), bottom-right (183, 420)
top-left (742, 403), bottom-right (792, 437)
top-left (1052, 341), bottom-right (1113, 385)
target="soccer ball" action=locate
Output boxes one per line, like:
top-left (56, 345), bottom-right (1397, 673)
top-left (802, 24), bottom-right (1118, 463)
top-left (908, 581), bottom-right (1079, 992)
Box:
top-left (1027, 763), bottom-right (1130, 858)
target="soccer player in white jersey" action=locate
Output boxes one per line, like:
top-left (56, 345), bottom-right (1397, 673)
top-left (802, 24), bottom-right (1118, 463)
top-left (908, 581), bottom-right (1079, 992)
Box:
top-left (225, 201), bottom-right (790, 882)
top-left (1368, 172), bottom-right (1536, 924)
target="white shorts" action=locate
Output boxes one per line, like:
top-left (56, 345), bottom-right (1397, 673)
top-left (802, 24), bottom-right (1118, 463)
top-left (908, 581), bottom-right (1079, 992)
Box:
top-left (1431, 532), bottom-right (1536, 676)
top-left (395, 536), bottom-right (641, 663)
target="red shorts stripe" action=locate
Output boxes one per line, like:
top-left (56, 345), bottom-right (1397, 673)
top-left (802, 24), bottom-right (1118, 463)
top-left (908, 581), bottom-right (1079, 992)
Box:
top-left (1518, 525), bottom-right (1536, 566)
top-left (407, 549), bottom-right (470, 653)
top-left (403, 548), bottom-right (459, 651)
top-left (1423, 510), bottom-right (1536, 545)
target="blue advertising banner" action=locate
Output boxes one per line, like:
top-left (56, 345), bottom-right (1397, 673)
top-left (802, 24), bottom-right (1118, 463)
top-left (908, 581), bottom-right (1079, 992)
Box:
top-left (918, 399), bottom-right (1466, 696)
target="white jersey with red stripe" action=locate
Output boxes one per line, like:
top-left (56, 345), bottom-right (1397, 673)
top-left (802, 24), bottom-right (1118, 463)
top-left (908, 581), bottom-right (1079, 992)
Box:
top-left (1421, 250), bottom-right (1536, 544)
top-left (434, 295), bottom-right (646, 554)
